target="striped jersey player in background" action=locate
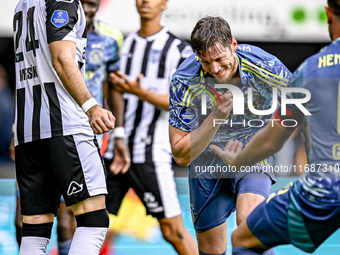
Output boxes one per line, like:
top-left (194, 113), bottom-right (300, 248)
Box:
top-left (169, 16), bottom-right (291, 255)
top-left (13, 0), bottom-right (115, 254)
top-left (211, 0), bottom-right (340, 254)
top-left (55, 0), bottom-right (124, 254)
top-left (103, 0), bottom-right (198, 254)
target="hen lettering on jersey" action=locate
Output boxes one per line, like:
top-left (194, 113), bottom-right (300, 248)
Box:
top-left (20, 65), bottom-right (38, 81)
top-left (318, 54), bottom-right (340, 68)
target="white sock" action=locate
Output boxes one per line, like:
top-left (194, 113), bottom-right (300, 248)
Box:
top-left (19, 236), bottom-right (50, 255)
top-left (68, 227), bottom-right (108, 255)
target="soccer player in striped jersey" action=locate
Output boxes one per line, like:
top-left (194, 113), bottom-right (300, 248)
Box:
top-left (103, 0), bottom-right (198, 254)
top-left (55, 1), bottom-right (125, 254)
top-left (169, 16), bottom-right (292, 255)
top-left (13, 0), bottom-right (115, 254)
top-left (211, 1), bottom-right (340, 254)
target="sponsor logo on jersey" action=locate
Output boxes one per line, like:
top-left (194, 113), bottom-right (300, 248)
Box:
top-left (67, 181), bottom-right (83, 196)
top-left (141, 135), bottom-right (152, 145)
top-left (143, 192), bottom-right (163, 213)
top-left (333, 144), bottom-right (340, 160)
top-left (51, 10), bottom-right (69, 28)
top-left (179, 107), bottom-right (198, 124)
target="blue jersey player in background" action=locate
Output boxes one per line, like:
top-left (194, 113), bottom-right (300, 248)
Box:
top-left (169, 16), bottom-right (291, 255)
top-left (85, 15), bottom-right (123, 109)
top-left (211, 1), bottom-right (340, 254)
top-left (83, 0), bottom-right (123, 147)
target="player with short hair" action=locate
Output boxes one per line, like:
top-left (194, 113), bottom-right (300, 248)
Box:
top-left (211, 1), bottom-right (340, 254)
top-left (13, 0), bottom-right (115, 254)
top-left (103, 0), bottom-right (198, 254)
top-left (169, 16), bottom-right (291, 255)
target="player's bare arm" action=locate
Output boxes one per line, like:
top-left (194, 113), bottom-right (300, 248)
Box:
top-left (108, 81), bottom-right (131, 174)
top-left (109, 71), bottom-right (169, 110)
top-left (49, 40), bottom-right (115, 134)
top-left (210, 117), bottom-right (294, 169)
top-left (170, 91), bottom-right (233, 166)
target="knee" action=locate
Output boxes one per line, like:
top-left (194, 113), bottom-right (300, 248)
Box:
top-left (159, 220), bottom-right (184, 245)
top-left (231, 230), bottom-right (239, 247)
top-left (57, 207), bottom-right (76, 240)
top-left (236, 213), bottom-right (247, 226)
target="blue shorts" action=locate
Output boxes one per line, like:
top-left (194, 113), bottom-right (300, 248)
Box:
top-left (247, 181), bottom-right (340, 253)
top-left (189, 171), bottom-right (272, 232)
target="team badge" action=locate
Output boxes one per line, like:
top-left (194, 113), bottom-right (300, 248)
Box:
top-left (148, 49), bottom-right (162, 63)
top-left (51, 10), bottom-right (69, 28)
top-left (89, 49), bottom-right (104, 65)
top-left (178, 107), bottom-right (198, 124)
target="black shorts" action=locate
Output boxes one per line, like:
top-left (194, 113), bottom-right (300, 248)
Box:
top-left (15, 134), bottom-right (107, 215)
top-left (105, 158), bottom-right (181, 219)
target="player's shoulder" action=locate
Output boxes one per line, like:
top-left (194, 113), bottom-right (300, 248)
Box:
top-left (236, 44), bottom-right (278, 63)
top-left (295, 39), bottom-right (340, 77)
top-left (237, 44), bottom-right (292, 78)
top-left (305, 39), bottom-right (339, 63)
top-left (173, 54), bottom-right (200, 80)
top-left (167, 31), bottom-right (193, 52)
top-left (93, 19), bottom-right (123, 42)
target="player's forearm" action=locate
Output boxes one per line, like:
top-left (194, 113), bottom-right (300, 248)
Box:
top-left (232, 121), bottom-right (292, 169)
top-left (171, 114), bottom-right (221, 166)
top-left (138, 89), bottom-right (169, 110)
top-left (50, 42), bottom-right (92, 106)
top-left (109, 87), bottom-right (125, 127)
top-left (54, 58), bottom-right (92, 106)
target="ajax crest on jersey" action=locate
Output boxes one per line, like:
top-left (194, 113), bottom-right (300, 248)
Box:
top-left (89, 49), bottom-right (104, 65)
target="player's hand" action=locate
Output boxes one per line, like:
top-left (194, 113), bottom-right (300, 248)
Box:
top-left (86, 105), bottom-right (115, 134)
top-left (209, 139), bottom-right (243, 165)
top-left (108, 70), bottom-right (144, 96)
top-left (211, 91), bottom-right (233, 120)
top-left (110, 138), bottom-right (131, 174)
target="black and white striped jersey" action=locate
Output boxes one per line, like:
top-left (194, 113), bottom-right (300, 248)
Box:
top-left (13, 0), bottom-right (91, 146)
top-left (104, 27), bottom-right (193, 163)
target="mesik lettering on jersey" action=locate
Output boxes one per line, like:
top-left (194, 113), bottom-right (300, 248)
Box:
top-left (20, 65), bottom-right (38, 81)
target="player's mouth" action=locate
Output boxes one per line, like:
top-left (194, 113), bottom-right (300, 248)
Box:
top-left (213, 69), bottom-right (226, 78)
top-left (139, 6), bottom-right (151, 12)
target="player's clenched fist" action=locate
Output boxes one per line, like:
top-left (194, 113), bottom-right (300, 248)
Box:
top-left (211, 91), bottom-right (233, 120)
top-left (86, 105), bottom-right (116, 134)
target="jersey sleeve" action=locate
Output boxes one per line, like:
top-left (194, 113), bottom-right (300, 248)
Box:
top-left (45, 0), bottom-right (85, 44)
top-left (169, 75), bottom-right (199, 132)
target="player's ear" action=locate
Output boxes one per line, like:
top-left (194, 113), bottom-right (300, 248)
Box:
top-left (325, 6), bottom-right (332, 24)
top-left (162, 0), bottom-right (167, 11)
top-left (231, 37), bottom-right (238, 53)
